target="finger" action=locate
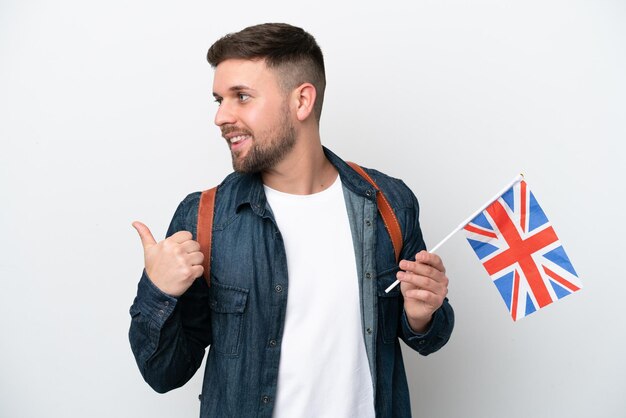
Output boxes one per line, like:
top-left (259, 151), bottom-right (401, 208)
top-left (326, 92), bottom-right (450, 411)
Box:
top-left (397, 270), bottom-right (439, 292)
top-left (170, 230), bottom-right (193, 244)
top-left (190, 265), bottom-right (204, 279)
top-left (186, 251), bottom-right (205, 266)
top-left (398, 270), bottom-right (448, 298)
top-left (180, 239), bottom-right (201, 254)
top-left (403, 287), bottom-right (442, 306)
top-left (415, 250), bottom-right (445, 273)
top-left (132, 221), bottom-right (157, 249)
top-left (399, 259), bottom-right (442, 282)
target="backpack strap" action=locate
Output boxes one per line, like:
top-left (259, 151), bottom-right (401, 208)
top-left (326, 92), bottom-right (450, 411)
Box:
top-left (347, 162), bottom-right (403, 263)
top-left (196, 162), bottom-right (404, 286)
top-left (197, 187), bottom-right (217, 287)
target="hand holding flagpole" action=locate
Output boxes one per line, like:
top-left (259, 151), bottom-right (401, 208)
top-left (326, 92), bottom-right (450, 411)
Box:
top-left (385, 174), bottom-right (525, 294)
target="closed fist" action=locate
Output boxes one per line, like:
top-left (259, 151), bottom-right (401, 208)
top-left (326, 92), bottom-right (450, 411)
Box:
top-left (132, 221), bottom-right (204, 297)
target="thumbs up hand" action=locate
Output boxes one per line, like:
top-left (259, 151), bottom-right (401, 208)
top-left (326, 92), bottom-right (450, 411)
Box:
top-left (132, 221), bottom-right (204, 297)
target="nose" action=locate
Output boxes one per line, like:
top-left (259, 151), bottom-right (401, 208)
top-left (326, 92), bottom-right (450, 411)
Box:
top-left (214, 101), bottom-right (236, 127)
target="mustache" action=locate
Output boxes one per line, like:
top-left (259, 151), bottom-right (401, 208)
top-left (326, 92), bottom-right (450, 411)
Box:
top-left (221, 125), bottom-right (253, 137)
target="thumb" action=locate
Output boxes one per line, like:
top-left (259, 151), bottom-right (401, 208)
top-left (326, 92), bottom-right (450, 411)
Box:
top-left (132, 221), bottom-right (157, 249)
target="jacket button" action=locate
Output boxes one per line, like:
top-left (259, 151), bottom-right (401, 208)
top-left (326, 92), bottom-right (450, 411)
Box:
top-left (365, 272), bottom-right (372, 279)
top-left (365, 219), bottom-right (372, 227)
top-left (366, 327), bottom-right (373, 334)
top-left (269, 339), bottom-right (277, 347)
top-left (366, 190), bottom-right (373, 197)
top-left (262, 395), bottom-right (271, 404)
top-left (274, 285), bottom-right (283, 293)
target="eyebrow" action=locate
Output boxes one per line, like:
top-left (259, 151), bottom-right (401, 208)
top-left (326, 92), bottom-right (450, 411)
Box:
top-left (213, 84), bottom-right (256, 99)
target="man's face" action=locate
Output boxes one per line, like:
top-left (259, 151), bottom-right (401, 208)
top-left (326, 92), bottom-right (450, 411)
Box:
top-left (212, 59), bottom-right (296, 173)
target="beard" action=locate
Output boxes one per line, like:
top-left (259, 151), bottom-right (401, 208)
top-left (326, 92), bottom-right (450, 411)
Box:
top-left (229, 104), bottom-right (297, 174)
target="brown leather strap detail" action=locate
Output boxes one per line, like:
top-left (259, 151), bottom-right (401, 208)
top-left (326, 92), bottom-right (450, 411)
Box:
top-left (197, 187), bottom-right (217, 287)
top-left (347, 162), bottom-right (403, 262)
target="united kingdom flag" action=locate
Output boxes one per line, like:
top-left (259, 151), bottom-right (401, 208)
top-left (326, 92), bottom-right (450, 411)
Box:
top-left (463, 179), bottom-right (582, 321)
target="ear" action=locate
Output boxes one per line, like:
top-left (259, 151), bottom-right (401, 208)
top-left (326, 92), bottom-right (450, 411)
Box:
top-left (293, 83), bottom-right (317, 122)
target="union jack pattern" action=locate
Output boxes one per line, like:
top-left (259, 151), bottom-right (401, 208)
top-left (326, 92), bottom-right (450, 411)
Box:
top-left (463, 180), bottom-right (582, 320)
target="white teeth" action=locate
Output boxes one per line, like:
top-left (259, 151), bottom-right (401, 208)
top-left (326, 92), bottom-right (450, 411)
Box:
top-left (230, 135), bottom-right (249, 144)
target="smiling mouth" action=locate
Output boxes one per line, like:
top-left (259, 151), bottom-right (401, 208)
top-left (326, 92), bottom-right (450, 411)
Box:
top-left (229, 134), bottom-right (251, 145)
top-left (227, 134), bottom-right (252, 154)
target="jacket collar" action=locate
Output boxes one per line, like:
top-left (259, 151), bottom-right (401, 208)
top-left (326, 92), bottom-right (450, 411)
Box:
top-left (323, 147), bottom-right (377, 200)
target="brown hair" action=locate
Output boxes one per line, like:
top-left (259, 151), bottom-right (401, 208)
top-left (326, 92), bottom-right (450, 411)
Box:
top-left (207, 23), bottom-right (326, 122)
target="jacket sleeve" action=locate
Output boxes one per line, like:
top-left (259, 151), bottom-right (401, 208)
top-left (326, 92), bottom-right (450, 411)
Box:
top-left (397, 182), bottom-right (455, 355)
top-left (128, 194), bottom-right (212, 393)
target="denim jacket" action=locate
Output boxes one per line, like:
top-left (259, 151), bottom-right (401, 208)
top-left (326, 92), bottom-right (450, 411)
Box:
top-left (129, 147), bottom-right (454, 417)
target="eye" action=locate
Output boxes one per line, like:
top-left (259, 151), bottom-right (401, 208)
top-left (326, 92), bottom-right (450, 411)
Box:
top-left (213, 97), bottom-right (222, 106)
top-left (238, 93), bottom-right (250, 102)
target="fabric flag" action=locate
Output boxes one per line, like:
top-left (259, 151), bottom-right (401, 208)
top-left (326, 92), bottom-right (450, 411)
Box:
top-left (463, 179), bottom-right (582, 321)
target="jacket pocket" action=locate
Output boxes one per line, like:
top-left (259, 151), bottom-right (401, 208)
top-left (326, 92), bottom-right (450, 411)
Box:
top-left (208, 281), bottom-right (249, 356)
top-left (377, 269), bottom-right (402, 344)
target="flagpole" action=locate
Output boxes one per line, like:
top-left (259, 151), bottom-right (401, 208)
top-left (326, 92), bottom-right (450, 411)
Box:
top-left (384, 173), bottom-right (525, 294)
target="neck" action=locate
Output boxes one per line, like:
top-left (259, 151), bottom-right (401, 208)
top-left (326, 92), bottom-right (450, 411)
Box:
top-left (261, 132), bottom-right (338, 195)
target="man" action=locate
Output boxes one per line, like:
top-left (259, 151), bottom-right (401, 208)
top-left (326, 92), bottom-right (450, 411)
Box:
top-left (129, 23), bottom-right (454, 418)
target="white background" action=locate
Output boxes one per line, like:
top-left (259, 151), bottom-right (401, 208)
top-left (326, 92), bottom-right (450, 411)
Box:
top-left (1, 1), bottom-right (624, 417)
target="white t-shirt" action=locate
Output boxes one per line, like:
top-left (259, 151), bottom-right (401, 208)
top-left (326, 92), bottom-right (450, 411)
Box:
top-left (265, 175), bottom-right (375, 418)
